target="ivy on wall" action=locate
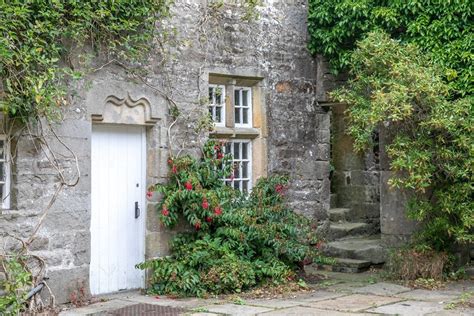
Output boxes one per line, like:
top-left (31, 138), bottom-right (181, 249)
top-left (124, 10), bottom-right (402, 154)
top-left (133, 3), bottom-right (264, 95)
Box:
top-left (0, 0), bottom-right (172, 121)
top-left (307, 0), bottom-right (473, 96)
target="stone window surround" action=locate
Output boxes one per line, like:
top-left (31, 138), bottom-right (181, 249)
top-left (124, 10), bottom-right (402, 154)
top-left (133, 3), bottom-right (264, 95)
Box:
top-left (208, 72), bottom-right (268, 186)
top-left (0, 130), bottom-right (10, 210)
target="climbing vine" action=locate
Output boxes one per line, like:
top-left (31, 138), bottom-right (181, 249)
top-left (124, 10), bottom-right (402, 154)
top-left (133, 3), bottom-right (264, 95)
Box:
top-left (0, 0), bottom-right (172, 121)
top-left (307, 0), bottom-right (473, 96)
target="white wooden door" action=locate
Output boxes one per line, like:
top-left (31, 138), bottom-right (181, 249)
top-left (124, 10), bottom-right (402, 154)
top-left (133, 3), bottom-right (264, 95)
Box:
top-left (90, 124), bottom-right (146, 295)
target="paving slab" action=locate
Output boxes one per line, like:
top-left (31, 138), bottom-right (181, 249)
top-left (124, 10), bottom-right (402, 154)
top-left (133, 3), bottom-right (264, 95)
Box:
top-left (59, 299), bottom-right (137, 315)
top-left (307, 293), bottom-right (402, 312)
top-left (353, 282), bottom-right (412, 296)
top-left (367, 300), bottom-right (446, 315)
top-left (258, 306), bottom-right (378, 315)
top-left (123, 294), bottom-right (222, 308)
top-left (294, 291), bottom-right (346, 303)
top-left (425, 310), bottom-right (474, 316)
top-left (186, 313), bottom-right (221, 316)
top-left (395, 289), bottom-right (461, 302)
top-left (204, 303), bottom-right (274, 315)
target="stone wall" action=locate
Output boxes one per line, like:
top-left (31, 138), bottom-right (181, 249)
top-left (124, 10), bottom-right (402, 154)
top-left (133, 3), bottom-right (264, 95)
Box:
top-left (0, 0), bottom-right (330, 303)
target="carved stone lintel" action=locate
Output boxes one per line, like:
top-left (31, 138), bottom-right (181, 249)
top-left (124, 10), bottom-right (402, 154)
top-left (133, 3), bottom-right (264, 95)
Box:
top-left (92, 93), bottom-right (159, 125)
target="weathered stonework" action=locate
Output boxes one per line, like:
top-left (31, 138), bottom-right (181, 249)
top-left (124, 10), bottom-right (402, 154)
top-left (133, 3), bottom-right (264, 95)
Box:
top-left (330, 103), bottom-right (380, 231)
top-left (0, 0), bottom-right (331, 304)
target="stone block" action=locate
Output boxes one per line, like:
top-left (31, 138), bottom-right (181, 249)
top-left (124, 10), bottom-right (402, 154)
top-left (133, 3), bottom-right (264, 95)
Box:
top-left (380, 171), bottom-right (418, 241)
top-left (45, 266), bottom-right (90, 304)
top-left (145, 231), bottom-right (173, 259)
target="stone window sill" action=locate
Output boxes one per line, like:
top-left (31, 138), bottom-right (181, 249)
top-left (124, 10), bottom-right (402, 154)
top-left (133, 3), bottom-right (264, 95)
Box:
top-left (210, 126), bottom-right (260, 139)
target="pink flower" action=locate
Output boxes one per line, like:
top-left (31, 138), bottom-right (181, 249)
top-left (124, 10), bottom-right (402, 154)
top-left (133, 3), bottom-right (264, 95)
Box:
top-left (167, 158), bottom-right (173, 165)
top-left (184, 181), bottom-right (193, 191)
top-left (146, 191), bottom-right (153, 198)
top-left (217, 152), bottom-right (224, 159)
top-left (206, 216), bottom-right (212, 223)
top-left (172, 165), bottom-right (177, 173)
top-left (214, 206), bottom-right (222, 216)
top-left (315, 241), bottom-right (324, 250)
top-left (202, 198), bottom-right (209, 209)
top-left (161, 207), bottom-right (169, 216)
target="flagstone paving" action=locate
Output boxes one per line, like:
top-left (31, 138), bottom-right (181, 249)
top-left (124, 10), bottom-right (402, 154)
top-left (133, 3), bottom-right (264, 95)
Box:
top-left (59, 271), bottom-right (474, 316)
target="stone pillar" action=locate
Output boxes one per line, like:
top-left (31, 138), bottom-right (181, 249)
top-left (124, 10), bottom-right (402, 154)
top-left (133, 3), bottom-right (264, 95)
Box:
top-left (379, 127), bottom-right (418, 247)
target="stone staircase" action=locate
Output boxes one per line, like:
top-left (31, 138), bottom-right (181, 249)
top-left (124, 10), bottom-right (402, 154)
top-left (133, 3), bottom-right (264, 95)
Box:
top-left (322, 194), bottom-right (387, 273)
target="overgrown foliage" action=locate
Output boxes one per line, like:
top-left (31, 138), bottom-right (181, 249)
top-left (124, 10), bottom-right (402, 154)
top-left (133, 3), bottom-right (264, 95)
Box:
top-left (0, 256), bottom-right (32, 315)
top-left (385, 248), bottom-right (448, 281)
top-left (0, 0), bottom-right (172, 121)
top-left (308, 0), bottom-right (473, 96)
top-left (331, 32), bottom-right (473, 251)
top-left (138, 141), bottom-right (326, 296)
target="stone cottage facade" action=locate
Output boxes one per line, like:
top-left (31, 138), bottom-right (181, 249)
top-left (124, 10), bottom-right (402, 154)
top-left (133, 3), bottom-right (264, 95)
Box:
top-left (0, 0), bottom-right (415, 303)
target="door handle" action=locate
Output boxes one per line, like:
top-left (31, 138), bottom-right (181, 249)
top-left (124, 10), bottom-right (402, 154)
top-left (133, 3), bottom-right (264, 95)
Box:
top-left (135, 201), bottom-right (140, 219)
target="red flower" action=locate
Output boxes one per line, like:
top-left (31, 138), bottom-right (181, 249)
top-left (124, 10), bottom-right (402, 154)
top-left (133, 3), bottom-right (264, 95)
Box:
top-left (214, 145), bottom-right (220, 151)
top-left (184, 181), bottom-right (193, 191)
top-left (217, 152), bottom-right (224, 159)
top-left (172, 165), bottom-right (177, 173)
top-left (167, 158), bottom-right (173, 165)
top-left (161, 207), bottom-right (169, 216)
top-left (146, 191), bottom-right (153, 198)
top-left (275, 184), bottom-right (285, 196)
top-left (206, 216), bottom-right (212, 223)
top-left (194, 221), bottom-right (201, 230)
top-left (214, 206), bottom-right (222, 216)
top-left (202, 198), bottom-right (209, 209)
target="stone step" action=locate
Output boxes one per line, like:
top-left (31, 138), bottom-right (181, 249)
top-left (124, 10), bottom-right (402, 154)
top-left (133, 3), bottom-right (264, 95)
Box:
top-left (328, 208), bottom-right (351, 222)
top-left (330, 193), bottom-right (338, 208)
top-left (331, 258), bottom-right (371, 273)
top-left (324, 236), bottom-right (387, 264)
top-left (328, 222), bottom-right (371, 240)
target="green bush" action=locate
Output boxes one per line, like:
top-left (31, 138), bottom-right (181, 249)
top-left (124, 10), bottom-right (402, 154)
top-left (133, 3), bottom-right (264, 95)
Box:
top-left (137, 141), bottom-right (327, 296)
top-left (331, 31), bottom-right (473, 251)
top-left (308, 0), bottom-right (473, 96)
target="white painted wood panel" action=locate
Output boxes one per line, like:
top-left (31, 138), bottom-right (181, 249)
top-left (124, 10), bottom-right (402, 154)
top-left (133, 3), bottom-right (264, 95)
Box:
top-left (90, 124), bottom-right (146, 295)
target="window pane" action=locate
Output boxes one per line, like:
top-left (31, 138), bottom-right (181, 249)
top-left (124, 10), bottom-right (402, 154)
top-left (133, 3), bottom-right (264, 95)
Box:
top-left (233, 143), bottom-right (240, 159)
top-left (215, 90), bottom-right (222, 104)
top-left (0, 140), bottom-right (4, 159)
top-left (225, 143), bottom-right (231, 154)
top-left (234, 162), bottom-right (240, 178)
top-left (234, 108), bottom-right (240, 124)
top-left (242, 90), bottom-right (248, 107)
top-left (215, 106), bottom-right (221, 122)
top-left (225, 181), bottom-right (231, 187)
top-left (243, 108), bottom-right (248, 124)
top-left (242, 180), bottom-right (248, 193)
top-left (242, 143), bottom-right (248, 159)
top-left (234, 90), bottom-right (240, 106)
top-left (209, 87), bottom-right (214, 103)
top-left (234, 181), bottom-right (240, 190)
top-left (242, 161), bottom-right (248, 178)
top-left (0, 162), bottom-right (4, 181)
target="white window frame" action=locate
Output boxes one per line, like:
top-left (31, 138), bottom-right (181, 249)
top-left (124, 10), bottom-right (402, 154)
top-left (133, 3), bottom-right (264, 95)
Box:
top-left (234, 87), bottom-right (252, 128)
top-left (0, 134), bottom-right (10, 209)
top-left (224, 140), bottom-right (252, 193)
top-left (208, 84), bottom-right (226, 127)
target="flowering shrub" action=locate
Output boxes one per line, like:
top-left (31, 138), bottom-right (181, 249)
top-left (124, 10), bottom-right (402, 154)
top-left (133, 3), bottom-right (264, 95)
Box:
top-left (137, 140), bottom-right (327, 296)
